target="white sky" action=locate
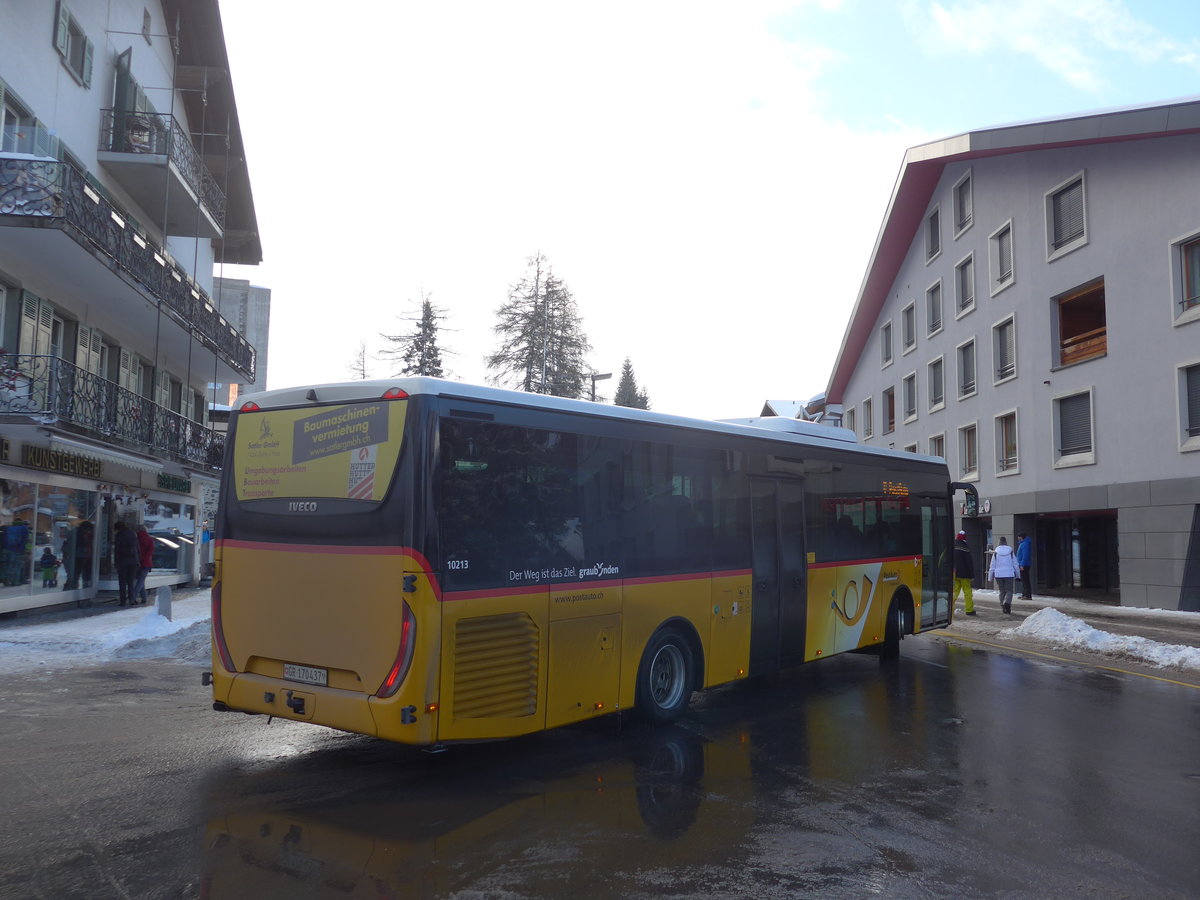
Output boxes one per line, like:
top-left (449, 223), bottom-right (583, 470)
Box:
top-left (215, 0), bottom-right (1200, 420)
top-left (2, 589), bottom-right (1197, 675)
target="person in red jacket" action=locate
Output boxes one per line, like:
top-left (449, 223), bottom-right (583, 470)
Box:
top-left (133, 524), bottom-right (155, 604)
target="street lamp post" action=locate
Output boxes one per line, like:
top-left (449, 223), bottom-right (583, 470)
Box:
top-left (590, 371), bottom-right (612, 402)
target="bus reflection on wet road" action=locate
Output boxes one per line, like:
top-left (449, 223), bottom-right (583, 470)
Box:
top-left (199, 635), bottom-right (1199, 899)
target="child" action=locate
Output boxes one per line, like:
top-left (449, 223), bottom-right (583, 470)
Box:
top-left (39, 547), bottom-right (59, 588)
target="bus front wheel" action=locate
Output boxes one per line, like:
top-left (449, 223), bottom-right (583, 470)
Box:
top-left (635, 628), bottom-right (694, 723)
top-left (881, 599), bottom-right (904, 659)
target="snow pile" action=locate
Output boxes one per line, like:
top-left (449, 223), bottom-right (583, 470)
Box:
top-left (1004, 607), bottom-right (1200, 672)
top-left (0, 596), bottom-right (211, 674)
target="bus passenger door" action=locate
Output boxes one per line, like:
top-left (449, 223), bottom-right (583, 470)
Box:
top-left (921, 496), bottom-right (952, 628)
top-left (749, 478), bottom-right (807, 674)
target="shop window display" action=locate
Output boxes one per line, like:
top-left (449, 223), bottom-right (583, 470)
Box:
top-left (0, 480), bottom-right (98, 597)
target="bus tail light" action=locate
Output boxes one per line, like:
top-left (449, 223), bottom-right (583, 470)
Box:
top-left (238, 400), bottom-right (260, 411)
top-left (376, 600), bottom-right (417, 698)
top-left (381, 387), bottom-right (409, 400)
top-left (211, 582), bottom-right (236, 673)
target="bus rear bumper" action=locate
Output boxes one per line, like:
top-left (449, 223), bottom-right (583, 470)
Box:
top-left (220, 672), bottom-right (380, 738)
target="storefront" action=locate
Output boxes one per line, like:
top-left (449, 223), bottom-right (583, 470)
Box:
top-left (0, 428), bottom-right (208, 615)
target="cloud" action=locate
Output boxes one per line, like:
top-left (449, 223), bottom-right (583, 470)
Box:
top-left (926, 0), bottom-right (1200, 92)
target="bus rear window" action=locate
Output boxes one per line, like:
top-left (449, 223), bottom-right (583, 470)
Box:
top-left (231, 401), bottom-right (408, 502)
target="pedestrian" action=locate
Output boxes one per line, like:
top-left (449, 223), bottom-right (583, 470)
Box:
top-left (39, 546), bottom-right (59, 588)
top-left (989, 535), bottom-right (1019, 614)
top-left (113, 521), bottom-right (140, 607)
top-left (1017, 531), bottom-right (1033, 600)
top-left (133, 524), bottom-right (155, 604)
top-left (952, 530), bottom-right (976, 616)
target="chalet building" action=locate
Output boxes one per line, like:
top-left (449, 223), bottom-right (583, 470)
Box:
top-left (825, 99), bottom-right (1200, 611)
top-left (0, 0), bottom-right (261, 612)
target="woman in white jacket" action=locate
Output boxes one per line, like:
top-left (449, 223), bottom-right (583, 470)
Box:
top-left (989, 536), bottom-right (1019, 614)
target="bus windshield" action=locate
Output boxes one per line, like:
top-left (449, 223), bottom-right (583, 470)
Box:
top-left (230, 400), bottom-right (408, 503)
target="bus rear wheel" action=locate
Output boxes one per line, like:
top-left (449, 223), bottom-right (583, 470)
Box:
top-left (635, 628), bottom-right (694, 724)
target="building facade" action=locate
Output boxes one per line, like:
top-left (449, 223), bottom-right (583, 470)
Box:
top-left (825, 99), bottom-right (1200, 611)
top-left (210, 276), bottom-right (271, 407)
top-left (0, 0), bottom-right (261, 612)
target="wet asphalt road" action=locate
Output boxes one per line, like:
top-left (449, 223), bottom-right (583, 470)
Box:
top-left (1, 634), bottom-right (1198, 899)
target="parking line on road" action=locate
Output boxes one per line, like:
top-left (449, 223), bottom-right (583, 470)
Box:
top-left (935, 633), bottom-right (1200, 690)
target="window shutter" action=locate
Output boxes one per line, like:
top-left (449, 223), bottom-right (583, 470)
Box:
top-left (54, 2), bottom-right (70, 57)
top-left (960, 343), bottom-right (975, 393)
top-left (32, 119), bottom-right (56, 158)
top-left (999, 229), bottom-right (1013, 279)
top-left (18, 293), bottom-right (38, 356)
top-left (956, 179), bottom-right (972, 229)
top-left (82, 38), bottom-right (93, 87)
top-left (119, 349), bottom-right (134, 391)
top-left (1053, 181), bottom-right (1084, 247)
top-left (77, 325), bottom-right (102, 374)
top-left (1059, 394), bottom-right (1092, 454)
top-left (997, 321), bottom-right (1015, 378)
top-left (1187, 365), bottom-right (1200, 437)
top-left (1182, 240), bottom-right (1200, 310)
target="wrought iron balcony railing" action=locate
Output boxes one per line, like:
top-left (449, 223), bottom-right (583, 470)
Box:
top-left (0, 354), bottom-right (225, 470)
top-left (99, 108), bottom-right (227, 227)
top-left (0, 155), bottom-right (254, 381)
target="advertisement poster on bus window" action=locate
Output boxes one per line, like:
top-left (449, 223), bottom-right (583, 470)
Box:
top-left (232, 401), bottom-right (407, 502)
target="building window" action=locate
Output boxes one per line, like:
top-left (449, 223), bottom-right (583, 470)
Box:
top-left (1054, 391), bottom-right (1094, 467)
top-left (1046, 172), bottom-right (1087, 259)
top-left (844, 406), bottom-right (856, 437)
top-left (904, 443), bottom-right (918, 453)
top-left (1172, 233), bottom-right (1200, 324)
top-left (955, 255), bottom-right (975, 315)
top-left (996, 411), bottom-right (1018, 473)
top-left (958, 423), bottom-right (978, 478)
top-left (930, 433), bottom-right (945, 458)
top-left (142, 8), bottom-right (152, 43)
top-left (903, 372), bottom-right (917, 421)
top-left (990, 221), bottom-right (1015, 294)
top-left (880, 321), bottom-right (893, 367)
top-left (954, 171), bottom-right (973, 235)
top-left (902, 302), bottom-right (916, 353)
top-left (926, 206), bottom-right (941, 262)
top-left (883, 387), bottom-right (896, 434)
top-left (928, 357), bottom-right (945, 410)
top-left (993, 316), bottom-right (1016, 383)
top-left (957, 339), bottom-right (976, 399)
top-left (1180, 363), bottom-right (1200, 450)
top-left (1056, 278), bottom-right (1106, 366)
top-left (1, 91), bottom-right (35, 154)
top-left (926, 280), bottom-right (943, 335)
top-left (862, 397), bottom-right (873, 440)
top-left (53, 2), bottom-right (94, 87)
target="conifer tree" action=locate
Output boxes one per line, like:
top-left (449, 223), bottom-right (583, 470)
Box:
top-left (380, 295), bottom-right (448, 377)
top-left (487, 253), bottom-right (591, 398)
top-left (613, 357), bottom-right (651, 409)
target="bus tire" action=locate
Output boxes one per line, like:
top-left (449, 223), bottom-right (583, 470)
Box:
top-left (881, 598), bottom-right (904, 659)
top-left (635, 627), bottom-right (695, 724)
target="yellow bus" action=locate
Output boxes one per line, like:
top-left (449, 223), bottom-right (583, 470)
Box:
top-left (208, 378), bottom-right (962, 746)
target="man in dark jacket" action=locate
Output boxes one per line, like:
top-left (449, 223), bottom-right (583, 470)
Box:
top-left (133, 525), bottom-right (155, 604)
top-left (952, 531), bottom-right (976, 616)
top-left (113, 522), bottom-right (140, 607)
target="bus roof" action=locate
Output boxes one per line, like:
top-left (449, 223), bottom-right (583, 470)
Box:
top-left (236, 378), bottom-right (944, 467)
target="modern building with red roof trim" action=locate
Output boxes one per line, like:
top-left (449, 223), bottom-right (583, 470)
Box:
top-left (824, 97), bottom-right (1200, 611)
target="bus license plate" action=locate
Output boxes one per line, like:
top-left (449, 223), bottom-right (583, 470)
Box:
top-left (283, 663), bottom-right (327, 686)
